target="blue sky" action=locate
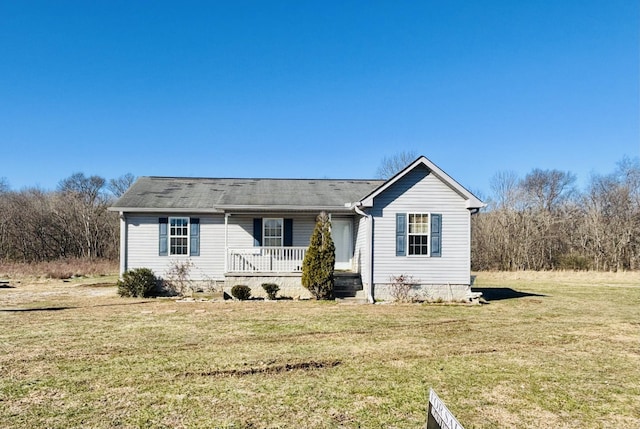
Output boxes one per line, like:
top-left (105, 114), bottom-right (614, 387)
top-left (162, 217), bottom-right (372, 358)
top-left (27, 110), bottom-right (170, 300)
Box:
top-left (1, 1), bottom-right (638, 197)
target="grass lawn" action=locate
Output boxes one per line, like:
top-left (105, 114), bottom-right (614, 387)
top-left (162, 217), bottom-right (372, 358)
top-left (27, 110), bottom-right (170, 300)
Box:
top-left (0, 271), bottom-right (638, 428)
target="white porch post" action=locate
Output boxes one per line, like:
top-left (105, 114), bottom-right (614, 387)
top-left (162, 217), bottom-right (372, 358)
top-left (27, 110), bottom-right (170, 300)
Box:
top-left (119, 212), bottom-right (127, 277)
top-left (224, 213), bottom-right (230, 273)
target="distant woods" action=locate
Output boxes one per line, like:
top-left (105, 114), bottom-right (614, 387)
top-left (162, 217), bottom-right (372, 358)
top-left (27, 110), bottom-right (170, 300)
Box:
top-left (0, 173), bottom-right (134, 262)
top-left (2, 157), bottom-right (640, 272)
top-left (472, 157), bottom-right (640, 271)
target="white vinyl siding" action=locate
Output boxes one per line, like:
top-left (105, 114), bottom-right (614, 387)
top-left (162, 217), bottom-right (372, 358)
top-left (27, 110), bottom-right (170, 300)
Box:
top-left (370, 165), bottom-right (472, 285)
top-left (125, 214), bottom-right (225, 280)
top-left (123, 213), bottom-right (359, 280)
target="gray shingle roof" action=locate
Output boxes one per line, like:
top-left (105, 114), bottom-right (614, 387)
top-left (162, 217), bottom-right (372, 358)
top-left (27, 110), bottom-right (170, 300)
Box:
top-left (110, 177), bottom-right (385, 212)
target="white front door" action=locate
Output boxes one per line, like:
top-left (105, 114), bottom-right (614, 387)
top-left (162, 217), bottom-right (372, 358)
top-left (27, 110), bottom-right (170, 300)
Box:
top-left (333, 219), bottom-right (353, 271)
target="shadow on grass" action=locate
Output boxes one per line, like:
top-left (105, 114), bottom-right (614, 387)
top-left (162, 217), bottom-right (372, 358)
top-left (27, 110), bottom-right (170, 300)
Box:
top-left (90, 301), bottom-right (154, 308)
top-left (0, 306), bottom-right (75, 312)
top-left (472, 287), bottom-right (547, 302)
top-left (1, 301), bottom-right (154, 312)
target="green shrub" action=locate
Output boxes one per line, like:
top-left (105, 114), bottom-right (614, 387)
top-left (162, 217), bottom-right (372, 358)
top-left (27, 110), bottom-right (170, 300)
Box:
top-left (117, 268), bottom-right (157, 298)
top-left (261, 283), bottom-right (280, 300)
top-left (231, 284), bottom-right (252, 300)
top-left (301, 211), bottom-right (335, 300)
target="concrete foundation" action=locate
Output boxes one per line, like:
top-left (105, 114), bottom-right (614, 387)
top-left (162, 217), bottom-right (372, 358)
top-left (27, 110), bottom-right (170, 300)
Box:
top-left (373, 283), bottom-right (473, 302)
top-left (224, 273), bottom-right (312, 299)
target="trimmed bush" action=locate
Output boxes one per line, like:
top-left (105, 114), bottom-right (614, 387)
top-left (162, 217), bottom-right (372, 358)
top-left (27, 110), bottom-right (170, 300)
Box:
top-left (261, 283), bottom-right (280, 300)
top-left (231, 284), bottom-right (252, 301)
top-left (117, 268), bottom-right (157, 297)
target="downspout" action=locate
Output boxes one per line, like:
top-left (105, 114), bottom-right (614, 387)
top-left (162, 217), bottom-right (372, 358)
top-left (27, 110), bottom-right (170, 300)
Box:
top-left (468, 206), bottom-right (482, 289)
top-left (353, 204), bottom-right (375, 304)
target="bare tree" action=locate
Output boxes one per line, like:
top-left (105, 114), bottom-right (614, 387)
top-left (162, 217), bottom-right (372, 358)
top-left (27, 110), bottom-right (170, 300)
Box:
top-left (57, 173), bottom-right (112, 259)
top-left (490, 170), bottom-right (520, 210)
top-left (108, 173), bottom-right (136, 198)
top-left (0, 178), bottom-right (9, 194)
top-left (375, 150), bottom-right (418, 179)
top-left (521, 169), bottom-right (576, 212)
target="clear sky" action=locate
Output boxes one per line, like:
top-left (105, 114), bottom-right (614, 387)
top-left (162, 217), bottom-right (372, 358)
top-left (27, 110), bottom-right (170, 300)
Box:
top-left (1, 1), bottom-right (638, 197)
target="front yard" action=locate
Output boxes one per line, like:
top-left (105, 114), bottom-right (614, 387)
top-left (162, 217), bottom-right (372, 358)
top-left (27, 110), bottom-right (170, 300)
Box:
top-left (0, 271), bottom-right (638, 428)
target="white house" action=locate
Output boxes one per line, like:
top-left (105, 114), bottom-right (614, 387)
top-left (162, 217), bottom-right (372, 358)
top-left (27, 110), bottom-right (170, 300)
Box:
top-left (109, 156), bottom-right (485, 302)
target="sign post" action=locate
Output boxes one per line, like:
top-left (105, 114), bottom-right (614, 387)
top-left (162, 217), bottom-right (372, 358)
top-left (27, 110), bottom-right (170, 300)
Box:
top-left (425, 389), bottom-right (465, 429)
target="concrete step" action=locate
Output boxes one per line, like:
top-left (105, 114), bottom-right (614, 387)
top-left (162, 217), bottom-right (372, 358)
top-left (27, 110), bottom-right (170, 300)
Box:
top-left (337, 289), bottom-right (368, 303)
top-left (333, 273), bottom-right (363, 298)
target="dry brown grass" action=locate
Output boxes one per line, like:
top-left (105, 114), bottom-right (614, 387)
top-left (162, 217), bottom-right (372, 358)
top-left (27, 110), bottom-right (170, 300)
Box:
top-left (0, 258), bottom-right (117, 281)
top-left (0, 271), bottom-right (638, 428)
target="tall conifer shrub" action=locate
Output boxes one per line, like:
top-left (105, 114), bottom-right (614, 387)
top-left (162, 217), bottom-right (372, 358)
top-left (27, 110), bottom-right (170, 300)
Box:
top-left (301, 211), bottom-right (335, 299)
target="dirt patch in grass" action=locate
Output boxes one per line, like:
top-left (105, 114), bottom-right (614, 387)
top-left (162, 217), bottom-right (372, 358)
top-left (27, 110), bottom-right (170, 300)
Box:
top-left (187, 359), bottom-right (342, 378)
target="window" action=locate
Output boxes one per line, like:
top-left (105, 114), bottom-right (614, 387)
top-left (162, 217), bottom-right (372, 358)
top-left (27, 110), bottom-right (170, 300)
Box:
top-left (396, 213), bottom-right (442, 257)
top-left (159, 217), bottom-right (200, 257)
top-left (263, 218), bottom-right (283, 247)
top-left (169, 217), bottom-right (189, 255)
top-left (408, 213), bottom-right (429, 255)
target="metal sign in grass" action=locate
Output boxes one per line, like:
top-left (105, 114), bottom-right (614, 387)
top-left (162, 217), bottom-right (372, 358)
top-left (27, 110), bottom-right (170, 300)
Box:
top-left (425, 389), bottom-right (465, 429)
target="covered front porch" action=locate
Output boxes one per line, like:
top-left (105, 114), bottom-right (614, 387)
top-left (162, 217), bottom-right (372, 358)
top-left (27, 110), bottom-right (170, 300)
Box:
top-left (220, 212), bottom-right (364, 299)
top-left (222, 213), bottom-right (356, 274)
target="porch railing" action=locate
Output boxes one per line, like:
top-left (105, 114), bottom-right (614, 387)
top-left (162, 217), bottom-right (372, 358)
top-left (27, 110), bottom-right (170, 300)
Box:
top-left (227, 247), bottom-right (307, 273)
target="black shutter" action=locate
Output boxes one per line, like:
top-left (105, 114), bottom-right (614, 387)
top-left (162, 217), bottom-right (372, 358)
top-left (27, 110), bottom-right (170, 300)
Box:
top-left (253, 218), bottom-right (263, 247)
top-left (396, 213), bottom-right (406, 256)
top-left (284, 219), bottom-right (293, 246)
top-left (430, 214), bottom-right (441, 257)
top-left (159, 217), bottom-right (168, 256)
top-left (190, 218), bottom-right (200, 256)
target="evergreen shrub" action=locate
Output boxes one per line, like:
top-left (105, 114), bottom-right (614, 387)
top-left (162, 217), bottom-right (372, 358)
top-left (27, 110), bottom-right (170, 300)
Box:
top-left (231, 284), bottom-right (252, 300)
top-left (117, 268), bottom-right (157, 297)
top-left (261, 283), bottom-right (280, 300)
top-left (301, 211), bottom-right (335, 300)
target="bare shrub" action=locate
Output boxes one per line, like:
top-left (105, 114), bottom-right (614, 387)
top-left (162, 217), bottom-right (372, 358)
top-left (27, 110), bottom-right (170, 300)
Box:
top-left (389, 274), bottom-right (417, 303)
top-left (164, 259), bottom-right (195, 296)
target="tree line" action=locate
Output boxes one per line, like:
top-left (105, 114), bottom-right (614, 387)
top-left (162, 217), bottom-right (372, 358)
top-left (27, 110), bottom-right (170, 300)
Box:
top-left (471, 157), bottom-right (640, 271)
top-left (1, 156), bottom-right (639, 272)
top-left (0, 173), bottom-right (134, 262)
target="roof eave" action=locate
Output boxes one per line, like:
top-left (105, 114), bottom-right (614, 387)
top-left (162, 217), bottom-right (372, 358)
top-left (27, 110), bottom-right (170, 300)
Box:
top-left (108, 205), bottom-right (354, 214)
top-left (108, 207), bottom-right (223, 213)
top-left (218, 205), bottom-right (354, 213)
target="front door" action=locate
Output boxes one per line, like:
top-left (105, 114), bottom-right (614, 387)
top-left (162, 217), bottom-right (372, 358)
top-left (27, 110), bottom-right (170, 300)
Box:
top-left (333, 219), bottom-right (353, 271)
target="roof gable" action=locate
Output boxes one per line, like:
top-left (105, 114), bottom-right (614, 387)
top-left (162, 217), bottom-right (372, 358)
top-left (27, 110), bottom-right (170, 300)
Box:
top-left (357, 156), bottom-right (485, 210)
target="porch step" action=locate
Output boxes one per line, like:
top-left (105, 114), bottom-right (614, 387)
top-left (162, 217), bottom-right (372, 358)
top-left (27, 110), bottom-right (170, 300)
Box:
top-left (338, 289), bottom-right (368, 302)
top-left (333, 272), bottom-right (363, 298)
